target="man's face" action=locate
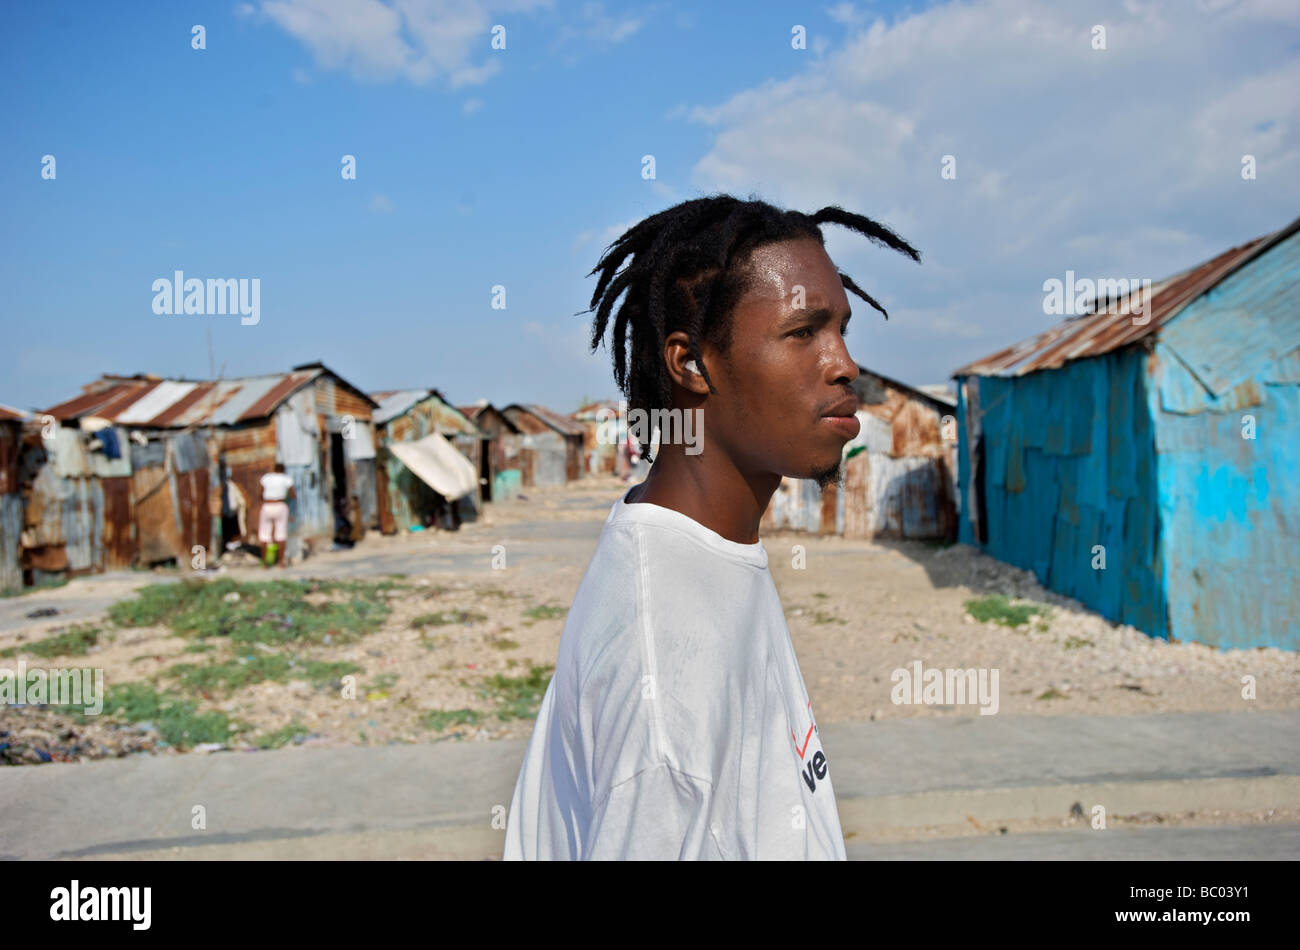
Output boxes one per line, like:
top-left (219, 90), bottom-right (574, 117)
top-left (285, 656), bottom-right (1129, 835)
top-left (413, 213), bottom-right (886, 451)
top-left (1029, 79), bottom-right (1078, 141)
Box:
top-left (699, 237), bottom-right (861, 486)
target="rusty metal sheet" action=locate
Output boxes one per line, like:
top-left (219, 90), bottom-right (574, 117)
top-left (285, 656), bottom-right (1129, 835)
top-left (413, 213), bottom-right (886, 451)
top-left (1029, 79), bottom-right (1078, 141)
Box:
top-left (27, 543), bottom-right (68, 572)
top-left (43, 381), bottom-right (148, 421)
top-left (149, 382), bottom-right (218, 427)
top-left (0, 493), bottom-right (21, 592)
top-left (101, 475), bottom-right (134, 569)
top-left (241, 372), bottom-right (316, 422)
top-left (0, 422), bottom-right (20, 495)
top-left (510, 403), bottom-right (586, 438)
top-left (890, 399), bottom-right (942, 458)
top-left (25, 464), bottom-right (66, 546)
top-left (467, 405), bottom-right (519, 437)
top-left (842, 452), bottom-right (871, 539)
top-left (501, 406), bottom-right (551, 436)
top-left (819, 481), bottom-right (838, 534)
top-left (132, 465), bottom-right (180, 565)
top-left (215, 421), bottom-right (278, 469)
top-left (309, 373), bottom-right (376, 421)
top-left (375, 446), bottom-right (396, 534)
top-left (173, 467), bottom-right (212, 558)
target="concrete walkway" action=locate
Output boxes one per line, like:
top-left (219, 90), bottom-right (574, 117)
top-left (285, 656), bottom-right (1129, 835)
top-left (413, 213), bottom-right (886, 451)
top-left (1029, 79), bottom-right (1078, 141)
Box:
top-left (2, 709), bottom-right (1296, 860)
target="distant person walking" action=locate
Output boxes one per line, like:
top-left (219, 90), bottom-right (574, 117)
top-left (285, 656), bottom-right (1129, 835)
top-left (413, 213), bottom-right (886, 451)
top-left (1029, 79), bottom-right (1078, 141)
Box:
top-left (258, 463), bottom-right (295, 568)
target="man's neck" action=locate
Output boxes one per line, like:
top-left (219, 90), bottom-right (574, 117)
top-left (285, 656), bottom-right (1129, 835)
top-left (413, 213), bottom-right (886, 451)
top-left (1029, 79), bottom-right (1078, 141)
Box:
top-left (627, 445), bottom-right (780, 544)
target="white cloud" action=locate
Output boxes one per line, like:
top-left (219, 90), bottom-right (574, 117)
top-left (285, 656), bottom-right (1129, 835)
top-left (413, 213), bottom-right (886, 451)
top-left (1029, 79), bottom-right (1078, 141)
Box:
top-left (462, 96), bottom-right (484, 114)
top-left (368, 193), bottom-right (395, 213)
top-left (550, 0), bottom-right (647, 56)
top-left (574, 217), bottom-right (640, 251)
top-left (826, 3), bottom-right (869, 27)
top-left (247, 0), bottom-right (553, 86)
top-left (665, 0), bottom-right (1300, 382)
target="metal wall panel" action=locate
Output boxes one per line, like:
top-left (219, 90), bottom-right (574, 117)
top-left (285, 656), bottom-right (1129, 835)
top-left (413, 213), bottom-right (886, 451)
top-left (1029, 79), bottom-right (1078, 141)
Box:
top-left (956, 346), bottom-right (1164, 636)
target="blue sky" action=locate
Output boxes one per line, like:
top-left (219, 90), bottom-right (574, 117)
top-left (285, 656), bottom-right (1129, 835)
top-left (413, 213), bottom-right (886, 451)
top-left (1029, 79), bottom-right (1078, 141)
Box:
top-left (2, 0), bottom-right (1297, 414)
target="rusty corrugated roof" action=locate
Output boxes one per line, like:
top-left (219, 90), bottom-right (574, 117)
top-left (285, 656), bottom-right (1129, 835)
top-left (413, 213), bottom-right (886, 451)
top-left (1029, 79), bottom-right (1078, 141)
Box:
top-left (372, 389), bottom-right (430, 424)
top-left (954, 217), bottom-right (1300, 378)
top-left (42, 368), bottom-right (328, 428)
top-left (506, 403), bottom-right (587, 437)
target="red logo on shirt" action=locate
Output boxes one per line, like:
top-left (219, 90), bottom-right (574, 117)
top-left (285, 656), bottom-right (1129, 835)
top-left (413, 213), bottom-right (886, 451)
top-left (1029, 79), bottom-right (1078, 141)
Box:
top-left (791, 700), bottom-right (817, 759)
top-left (792, 700), bottom-right (829, 793)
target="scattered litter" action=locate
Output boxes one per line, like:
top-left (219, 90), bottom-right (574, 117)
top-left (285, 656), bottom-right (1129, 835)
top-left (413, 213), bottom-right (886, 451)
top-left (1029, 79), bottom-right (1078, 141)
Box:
top-left (25, 607), bottom-right (58, 619)
top-left (0, 705), bottom-right (170, 765)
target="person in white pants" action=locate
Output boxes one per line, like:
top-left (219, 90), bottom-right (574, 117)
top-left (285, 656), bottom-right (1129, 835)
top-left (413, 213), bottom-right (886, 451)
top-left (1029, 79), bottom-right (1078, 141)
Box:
top-left (258, 463), bottom-right (295, 567)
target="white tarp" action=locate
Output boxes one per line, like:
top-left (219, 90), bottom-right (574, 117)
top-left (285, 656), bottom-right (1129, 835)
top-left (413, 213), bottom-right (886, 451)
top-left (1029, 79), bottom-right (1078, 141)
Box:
top-left (275, 389), bottom-right (318, 467)
top-left (387, 431), bottom-right (478, 500)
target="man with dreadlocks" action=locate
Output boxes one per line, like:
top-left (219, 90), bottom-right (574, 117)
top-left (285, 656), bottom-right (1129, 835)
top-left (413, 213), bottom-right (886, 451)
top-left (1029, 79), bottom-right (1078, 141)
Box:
top-left (503, 194), bottom-right (920, 860)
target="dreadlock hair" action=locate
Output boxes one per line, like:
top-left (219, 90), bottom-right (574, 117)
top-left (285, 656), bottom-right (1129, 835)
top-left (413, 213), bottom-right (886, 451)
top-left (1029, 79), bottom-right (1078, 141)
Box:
top-left (581, 194), bottom-right (921, 461)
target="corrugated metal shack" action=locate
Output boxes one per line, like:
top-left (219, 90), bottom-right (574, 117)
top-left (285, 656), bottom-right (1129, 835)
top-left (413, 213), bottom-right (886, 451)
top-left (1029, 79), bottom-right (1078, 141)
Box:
top-left (572, 400), bottom-right (622, 475)
top-left (0, 404), bottom-right (30, 593)
top-left (760, 365), bottom-right (959, 540)
top-left (500, 404), bottom-right (585, 487)
top-left (460, 403), bottom-right (524, 499)
top-left (17, 407), bottom-right (138, 582)
top-left (371, 388), bottom-right (485, 533)
top-left (34, 362), bottom-right (379, 575)
top-left (953, 215), bottom-right (1300, 650)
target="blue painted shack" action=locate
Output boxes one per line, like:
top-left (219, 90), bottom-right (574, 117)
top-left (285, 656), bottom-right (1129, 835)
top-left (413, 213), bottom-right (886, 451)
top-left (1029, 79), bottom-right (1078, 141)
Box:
top-left (953, 215), bottom-right (1300, 650)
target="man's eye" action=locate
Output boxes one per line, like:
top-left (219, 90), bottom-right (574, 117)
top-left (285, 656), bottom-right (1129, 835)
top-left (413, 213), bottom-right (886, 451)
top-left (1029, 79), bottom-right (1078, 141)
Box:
top-left (792, 327), bottom-right (814, 339)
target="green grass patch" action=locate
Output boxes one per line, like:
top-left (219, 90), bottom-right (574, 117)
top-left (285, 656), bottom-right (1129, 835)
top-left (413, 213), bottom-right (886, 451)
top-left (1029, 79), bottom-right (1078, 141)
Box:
top-left (255, 719), bottom-right (312, 749)
top-left (1036, 687), bottom-right (1068, 701)
top-left (108, 577), bottom-right (402, 645)
top-left (418, 632), bottom-right (451, 651)
top-left (489, 637), bottom-right (519, 650)
top-left (965, 594), bottom-right (1046, 628)
top-left (473, 586), bottom-right (516, 600)
top-left (811, 610), bottom-right (846, 626)
top-left (1063, 636), bottom-right (1093, 650)
top-left (419, 708), bottom-right (484, 731)
top-left (298, 660), bottom-right (362, 688)
top-left (167, 653), bottom-right (294, 694)
top-left (88, 682), bottom-right (240, 749)
top-left (523, 604), bottom-right (567, 621)
top-left (477, 664), bottom-right (554, 721)
top-left (412, 610), bottom-right (487, 628)
top-left (164, 653), bottom-right (361, 696)
top-left (1, 575), bottom-right (69, 598)
top-left (0, 623), bottom-right (102, 659)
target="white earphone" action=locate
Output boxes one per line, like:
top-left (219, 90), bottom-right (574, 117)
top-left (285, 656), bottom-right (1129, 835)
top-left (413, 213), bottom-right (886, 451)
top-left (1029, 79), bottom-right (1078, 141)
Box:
top-left (684, 360), bottom-right (699, 375)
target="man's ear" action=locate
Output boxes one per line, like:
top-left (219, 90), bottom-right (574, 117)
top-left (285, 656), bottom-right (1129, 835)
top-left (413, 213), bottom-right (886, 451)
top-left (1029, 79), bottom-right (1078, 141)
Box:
top-left (664, 331), bottom-right (711, 395)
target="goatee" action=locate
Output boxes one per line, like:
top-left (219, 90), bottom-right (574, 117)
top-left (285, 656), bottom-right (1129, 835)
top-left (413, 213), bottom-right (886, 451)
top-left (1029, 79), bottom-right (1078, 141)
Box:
top-left (812, 460), bottom-right (843, 491)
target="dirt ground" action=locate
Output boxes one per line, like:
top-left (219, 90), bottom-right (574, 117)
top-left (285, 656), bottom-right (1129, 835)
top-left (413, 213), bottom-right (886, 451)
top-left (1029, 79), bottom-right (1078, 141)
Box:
top-left (2, 477), bottom-right (1296, 764)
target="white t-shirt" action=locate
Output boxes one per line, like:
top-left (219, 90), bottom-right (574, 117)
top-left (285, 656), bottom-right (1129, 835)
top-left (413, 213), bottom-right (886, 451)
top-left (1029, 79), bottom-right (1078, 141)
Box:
top-left (260, 472), bottom-right (293, 502)
top-left (502, 487), bottom-right (847, 860)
